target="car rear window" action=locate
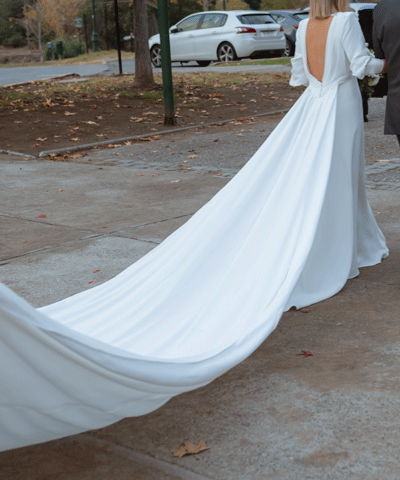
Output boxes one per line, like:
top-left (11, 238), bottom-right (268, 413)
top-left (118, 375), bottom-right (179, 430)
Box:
top-left (237, 14), bottom-right (274, 25)
top-left (293, 13), bottom-right (309, 21)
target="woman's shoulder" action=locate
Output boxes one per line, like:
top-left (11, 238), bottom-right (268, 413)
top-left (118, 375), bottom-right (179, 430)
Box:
top-left (334, 11), bottom-right (358, 22)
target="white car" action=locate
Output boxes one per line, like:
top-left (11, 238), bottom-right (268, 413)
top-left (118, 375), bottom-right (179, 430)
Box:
top-left (348, 2), bottom-right (377, 14)
top-left (149, 10), bottom-right (286, 67)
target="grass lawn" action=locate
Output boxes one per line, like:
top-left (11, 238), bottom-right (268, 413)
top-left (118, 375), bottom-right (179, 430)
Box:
top-left (0, 50), bottom-right (134, 69)
top-left (216, 57), bottom-right (292, 67)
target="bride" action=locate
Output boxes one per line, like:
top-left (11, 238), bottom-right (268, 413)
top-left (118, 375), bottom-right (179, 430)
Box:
top-left (0, 0), bottom-right (388, 451)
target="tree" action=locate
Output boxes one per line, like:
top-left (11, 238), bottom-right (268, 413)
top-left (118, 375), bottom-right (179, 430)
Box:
top-left (0, 0), bottom-right (26, 47)
top-left (21, 0), bottom-right (48, 61)
top-left (199, 0), bottom-right (217, 10)
top-left (41, 0), bottom-right (86, 37)
top-left (133, 0), bottom-right (155, 87)
top-left (243, 0), bottom-right (261, 9)
top-left (168, 0), bottom-right (203, 26)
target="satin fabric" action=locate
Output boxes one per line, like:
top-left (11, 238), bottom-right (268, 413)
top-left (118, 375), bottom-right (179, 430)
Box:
top-left (0, 12), bottom-right (388, 451)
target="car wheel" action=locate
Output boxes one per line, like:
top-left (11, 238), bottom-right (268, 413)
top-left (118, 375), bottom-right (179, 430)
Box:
top-left (150, 45), bottom-right (161, 68)
top-left (197, 61), bottom-right (211, 67)
top-left (217, 42), bottom-right (237, 63)
top-left (284, 39), bottom-right (294, 57)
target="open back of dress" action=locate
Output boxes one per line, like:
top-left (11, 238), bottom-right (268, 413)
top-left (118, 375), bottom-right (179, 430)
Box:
top-left (0, 12), bottom-right (387, 451)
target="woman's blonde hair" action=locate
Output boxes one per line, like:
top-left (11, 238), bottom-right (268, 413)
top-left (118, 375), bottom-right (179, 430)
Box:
top-left (309, 0), bottom-right (349, 19)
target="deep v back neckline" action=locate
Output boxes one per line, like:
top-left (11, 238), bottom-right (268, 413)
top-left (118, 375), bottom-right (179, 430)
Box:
top-left (305, 14), bottom-right (336, 84)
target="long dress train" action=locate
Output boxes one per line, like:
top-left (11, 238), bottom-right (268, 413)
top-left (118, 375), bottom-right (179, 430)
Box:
top-left (0, 12), bottom-right (388, 451)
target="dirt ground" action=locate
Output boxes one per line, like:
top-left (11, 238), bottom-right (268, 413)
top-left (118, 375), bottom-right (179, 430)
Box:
top-left (0, 72), bottom-right (302, 156)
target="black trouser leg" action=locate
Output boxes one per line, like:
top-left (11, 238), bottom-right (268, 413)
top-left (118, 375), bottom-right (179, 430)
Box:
top-left (397, 134), bottom-right (400, 146)
top-left (362, 91), bottom-right (369, 122)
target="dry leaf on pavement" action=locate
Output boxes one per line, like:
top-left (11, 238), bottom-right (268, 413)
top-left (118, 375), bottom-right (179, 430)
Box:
top-left (171, 440), bottom-right (209, 458)
top-left (64, 112), bottom-right (76, 116)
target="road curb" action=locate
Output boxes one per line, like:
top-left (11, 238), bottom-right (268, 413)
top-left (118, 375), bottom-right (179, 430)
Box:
top-left (0, 73), bottom-right (82, 88)
top-left (0, 149), bottom-right (36, 158)
top-left (38, 108), bottom-right (289, 157)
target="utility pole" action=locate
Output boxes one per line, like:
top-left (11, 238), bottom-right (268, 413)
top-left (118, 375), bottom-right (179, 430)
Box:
top-left (113, 0), bottom-right (123, 74)
top-left (223, 0), bottom-right (226, 10)
top-left (91, 0), bottom-right (99, 52)
top-left (157, 0), bottom-right (176, 125)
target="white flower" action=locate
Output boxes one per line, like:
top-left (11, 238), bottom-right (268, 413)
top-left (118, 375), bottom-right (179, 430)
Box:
top-left (368, 75), bottom-right (380, 86)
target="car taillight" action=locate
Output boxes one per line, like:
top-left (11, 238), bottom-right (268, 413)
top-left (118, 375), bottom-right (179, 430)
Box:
top-left (236, 27), bottom-right (257, 34)
top-left (293, 24), bottom-right (299, 29)
top-left (279, 26), bottom-right (284, 31)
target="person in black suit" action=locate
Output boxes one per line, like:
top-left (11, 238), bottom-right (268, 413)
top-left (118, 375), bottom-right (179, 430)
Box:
top-left (358, 7), bottom-right (374, 122)
top-left (373, 0), bottom-right (400, 146)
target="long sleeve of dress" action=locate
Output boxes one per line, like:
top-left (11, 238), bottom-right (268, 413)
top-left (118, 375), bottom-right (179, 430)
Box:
top-left (342, 12), bottom-right (384, 78)
top-left (289, 21), bottom-right (309, 87)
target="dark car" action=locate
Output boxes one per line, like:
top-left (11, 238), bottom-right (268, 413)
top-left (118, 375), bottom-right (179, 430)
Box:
top-left (263, 10), bottom-right (309, 56)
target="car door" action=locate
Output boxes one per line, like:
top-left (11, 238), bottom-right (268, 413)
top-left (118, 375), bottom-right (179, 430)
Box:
top-left (169, 14), bottom-right (203, 61)
top-left (194, 13), bottom-right (228, 60)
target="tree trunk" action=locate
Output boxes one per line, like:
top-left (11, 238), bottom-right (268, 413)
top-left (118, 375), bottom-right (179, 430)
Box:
top-left (134, 0), bottom-right (155, 88)
top-left (37, 1), bottom-right (44, 62)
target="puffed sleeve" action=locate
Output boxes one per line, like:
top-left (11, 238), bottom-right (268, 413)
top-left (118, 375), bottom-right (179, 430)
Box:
top-left (341, 12), bottom-right (384, 78)
top-left (289, 20), bottom-right (309, 87)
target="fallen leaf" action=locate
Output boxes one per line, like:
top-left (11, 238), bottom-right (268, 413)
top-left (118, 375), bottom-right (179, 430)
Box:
top-left (212, 93), bottom-right (224, 98)
top-left (65, 111), bottom-right (76, 116)
top-left (92, 269), bottom-right (101, 273)
top-left (214, 173), bottom-right (223, 176)
top-left (297, 350), bottom-right (313, 358)
top-left (58, 188), bottom-right (65, 192)
top-left (37, 215), bottom-right (47, 218)
top-left (171, 440), bottom-right (209, 458)
top-left (125, 141), bottom-right (132, 146)
top-left (85, 121), bottom-right (98, 125)
top-left (300, 308), bottom-right (309, 313)
top-left (188, 155), bottom-right (197, 159)
top-left (71, 138), bottom-right (80, 142)
top-left (14, 121), bottom-right (22, 124)
top-left (171, 180), bottom-right (180, 183)
top-left (143, 111), bottom-right (158, 115)
top-left (213, 138), bottom-right (219, 142)
top-left (36, 137), bottom-right (47, 142)
top-left (88, 281), bottom-right (96, 284)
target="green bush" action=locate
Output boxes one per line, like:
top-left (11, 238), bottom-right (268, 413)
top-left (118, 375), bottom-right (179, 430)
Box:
top-left (45, 39), bottom-right (84, 61)
top-left (2, 33), bottom-right (26, 48)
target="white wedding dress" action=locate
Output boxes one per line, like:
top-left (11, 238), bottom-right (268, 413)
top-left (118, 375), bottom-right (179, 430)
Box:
top-left (0, 12), bottom-right (388, 451)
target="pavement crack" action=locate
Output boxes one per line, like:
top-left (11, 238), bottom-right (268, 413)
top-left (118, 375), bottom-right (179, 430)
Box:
top-left (80, 434), bottom-right (215, 480)
top-left (0, 213), bottom-right (194, 263)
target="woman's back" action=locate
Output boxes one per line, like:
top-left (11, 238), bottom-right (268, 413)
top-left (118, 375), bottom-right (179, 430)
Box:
top-left (306, 16), bottom-right (334, 83)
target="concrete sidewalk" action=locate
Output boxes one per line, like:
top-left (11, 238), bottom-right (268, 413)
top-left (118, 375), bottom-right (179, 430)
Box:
top-left (1, 141), bottom-right (400, 479)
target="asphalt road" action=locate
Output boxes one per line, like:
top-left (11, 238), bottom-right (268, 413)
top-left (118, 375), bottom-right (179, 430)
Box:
top-left (0, 59), bottom-right (291, 87)
top-left (0, 64), bottom-right (108, 86)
